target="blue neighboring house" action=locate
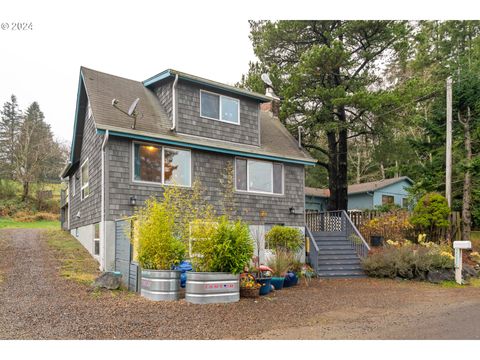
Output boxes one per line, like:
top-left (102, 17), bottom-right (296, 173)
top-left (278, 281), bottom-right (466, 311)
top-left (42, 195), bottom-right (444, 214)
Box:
top-left (305, 176), bottom-right (414, 211)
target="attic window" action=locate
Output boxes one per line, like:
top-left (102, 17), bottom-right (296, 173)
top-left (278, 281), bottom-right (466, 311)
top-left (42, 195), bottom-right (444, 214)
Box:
top-left (200, 90), bottom-right (239, 124)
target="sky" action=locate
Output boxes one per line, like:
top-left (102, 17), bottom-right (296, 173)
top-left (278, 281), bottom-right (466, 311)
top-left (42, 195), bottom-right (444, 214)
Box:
top-left (0, 0), bottom-right (476, 145)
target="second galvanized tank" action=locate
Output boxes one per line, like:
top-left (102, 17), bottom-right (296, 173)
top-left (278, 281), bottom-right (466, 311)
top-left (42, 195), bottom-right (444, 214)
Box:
top-left (140, 269), bottom-right (181, 301)
top-left (185, 272), bottom-right (239, 304)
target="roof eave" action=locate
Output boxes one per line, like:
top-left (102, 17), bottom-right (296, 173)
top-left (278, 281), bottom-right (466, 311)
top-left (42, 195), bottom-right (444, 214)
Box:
top-left (95, 125), bottom-right (317, 166)
top-left (143, 69), bottom-right (272, 102)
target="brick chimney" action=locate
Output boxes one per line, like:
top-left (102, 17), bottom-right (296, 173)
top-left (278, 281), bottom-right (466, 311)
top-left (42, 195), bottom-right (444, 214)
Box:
top-left (260, 87), bottom-right (280, 118)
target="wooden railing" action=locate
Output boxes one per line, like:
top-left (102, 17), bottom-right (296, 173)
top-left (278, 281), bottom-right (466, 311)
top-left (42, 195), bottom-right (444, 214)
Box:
top-left (306, 211), bottom-right (370, 259)
top-left (305, 226), bottom-right (319, 273)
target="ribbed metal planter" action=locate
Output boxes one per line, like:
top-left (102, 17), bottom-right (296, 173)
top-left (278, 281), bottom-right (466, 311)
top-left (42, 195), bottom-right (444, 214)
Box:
top-left (140, 269), bottom-right (181, 301)
top-left (185, 272), bottom-right (240, 304)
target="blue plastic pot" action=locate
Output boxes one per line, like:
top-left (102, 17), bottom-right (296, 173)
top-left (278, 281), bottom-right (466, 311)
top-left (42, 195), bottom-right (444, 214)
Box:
top-left (256, 277), bottom-right (272, 295)
top-left (270, 276), bottom-right (285, 290)
top-left (173, 261), bottom-right (193, 288)
top-left (283, 271), bottom-right (298, 288)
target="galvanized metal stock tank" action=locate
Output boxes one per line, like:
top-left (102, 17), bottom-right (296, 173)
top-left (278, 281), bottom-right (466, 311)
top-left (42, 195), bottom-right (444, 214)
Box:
top-left (141, 269), bottom-right (181, 301)
top-left (185, 272), bottom-right (240, 304)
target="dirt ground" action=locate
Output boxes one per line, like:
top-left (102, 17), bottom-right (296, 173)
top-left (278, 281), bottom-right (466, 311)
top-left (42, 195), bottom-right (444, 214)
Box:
top-left (1, 228), bottom-right (480, 340)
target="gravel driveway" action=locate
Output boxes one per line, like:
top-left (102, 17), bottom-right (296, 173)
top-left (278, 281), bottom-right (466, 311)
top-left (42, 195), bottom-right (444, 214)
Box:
top-left (1, 228), bottom-right (480, 340)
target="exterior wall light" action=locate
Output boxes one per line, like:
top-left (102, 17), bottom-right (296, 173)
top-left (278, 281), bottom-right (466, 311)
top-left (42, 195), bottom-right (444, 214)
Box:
top-left (130, 195), bottom-right (137, 206)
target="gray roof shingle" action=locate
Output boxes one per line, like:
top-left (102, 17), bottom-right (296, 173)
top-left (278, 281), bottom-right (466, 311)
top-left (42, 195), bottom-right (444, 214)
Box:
top-left (82, 67), bottom-right (316, 165)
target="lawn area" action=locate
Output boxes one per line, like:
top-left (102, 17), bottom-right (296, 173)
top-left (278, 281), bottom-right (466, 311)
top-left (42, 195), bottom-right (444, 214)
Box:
top-left (0, 218), bottom-right (60, 229)
top-left (43, 229), bottom-right (100, 285)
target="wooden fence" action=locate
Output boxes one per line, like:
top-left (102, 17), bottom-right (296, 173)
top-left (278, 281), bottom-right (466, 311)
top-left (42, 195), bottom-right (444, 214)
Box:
top-left (307, 209), bottom-right (462, 243)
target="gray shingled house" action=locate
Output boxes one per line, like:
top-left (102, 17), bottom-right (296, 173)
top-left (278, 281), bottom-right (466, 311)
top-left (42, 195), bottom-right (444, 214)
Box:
top-left (60, 67), bottom-right (316, 277)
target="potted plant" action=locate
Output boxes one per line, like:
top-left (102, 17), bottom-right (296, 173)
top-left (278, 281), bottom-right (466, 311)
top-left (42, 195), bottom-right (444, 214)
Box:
top-left (265, 226), bottom-right (303, 289)
top-left (186, 216), bottom-right (254, 304)
top-left (266, 249), bottom-right (294, 290)
top-left (240, 273), bottom-right (261, 298)
top-left (134, 197), bottom-right (186, 301)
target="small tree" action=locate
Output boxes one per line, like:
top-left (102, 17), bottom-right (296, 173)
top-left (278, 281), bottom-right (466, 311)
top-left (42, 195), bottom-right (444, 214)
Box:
top-left (410, 192), bottom-right (450, 243)
top-left (264, 226), bottom-right (303, 253)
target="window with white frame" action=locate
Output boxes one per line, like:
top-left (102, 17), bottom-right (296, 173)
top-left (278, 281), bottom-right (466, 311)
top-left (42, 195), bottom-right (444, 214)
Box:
top-left (80, 160), bottom-right (90, 200)
top-left (200, 90), bottom-right (239, 124)
top-left (235, 158), bottom-right (283, 195)
top-left (133, 143), bottom-right (191, 187)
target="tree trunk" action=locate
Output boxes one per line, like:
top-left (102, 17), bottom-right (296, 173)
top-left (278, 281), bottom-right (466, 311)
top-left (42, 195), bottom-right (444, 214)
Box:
top-left (461, 108), bottom-right (472, 241)
top-left (356, 147), bottom-right (361, 184)
top-left (327, 131), bottom-right (338, 210)
top-left (337, 128), bottom-right (348, 210)
top-left (22, 181), bottom-right (29, 202)
top-left (380, 162), bottom-right (385, 180)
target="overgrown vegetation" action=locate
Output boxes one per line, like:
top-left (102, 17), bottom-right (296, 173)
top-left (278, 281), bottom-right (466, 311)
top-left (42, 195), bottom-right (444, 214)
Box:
top-left (410, 192), bottom-right (450, 242)
top-left (362, 241), bottom-right (454, 279)
top-left (44, 229), bottom-right (100, 285)
top-left (360, 210), bottom-right (413, 243)
top-left (0, 218), bottom-right (59, 229)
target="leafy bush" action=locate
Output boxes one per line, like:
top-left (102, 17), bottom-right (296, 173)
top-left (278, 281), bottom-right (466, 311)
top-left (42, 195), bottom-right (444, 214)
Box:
top-left (266, 249), bottom-right (295, 276)
top-left (410, 192), bottom-right (450, 242)
top-left (192, 216), bottom-right (254, 274)
top-left (0, 179), bottom-right (16, 199)
top-left (362, 241), bottom-right (454, 279)
top-left (265, 226), bottom-right (303, 252)
top-left (133, 196), bottom-right (186, 270)
top-left (360, 210), bottom-right (413, 243)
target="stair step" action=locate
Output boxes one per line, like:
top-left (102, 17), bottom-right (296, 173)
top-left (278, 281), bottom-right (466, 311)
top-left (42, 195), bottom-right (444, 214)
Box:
top-left (317, 245), bottom-right (354, 250)
top-left (318, 253), bottom-right (358, 262)
top-left (319, 259), bottom-right (361, 265)
top-left (318, 264), bottom-right (363, 271)
top-left (312, 232), bottom-right (346, 238)
top-left (316, 240), bottom-right (352, 245)
top-left (317, 269), bottom-right (366, 277)
top-left (313, 236), bottom-right (348, 241)
top-left (318, 249), bottom-right (357, 255)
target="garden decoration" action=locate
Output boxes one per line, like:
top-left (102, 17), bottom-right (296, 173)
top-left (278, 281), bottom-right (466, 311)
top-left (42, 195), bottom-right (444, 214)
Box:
top-left (240, 273), bottom-right (261, 298)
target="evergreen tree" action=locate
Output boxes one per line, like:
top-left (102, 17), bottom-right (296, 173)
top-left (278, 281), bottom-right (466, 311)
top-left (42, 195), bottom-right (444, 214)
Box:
top-left (0, 95), bottom-right (22, 179)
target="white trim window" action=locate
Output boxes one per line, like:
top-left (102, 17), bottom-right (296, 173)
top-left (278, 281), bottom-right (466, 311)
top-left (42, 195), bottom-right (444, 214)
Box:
top-left (235, 158), bottom-right (284, 195)
top-left (80, 159), bottom-right (90, 200)
top-left (133, 142), bottom-right (191, 187)
top-left (200, 90), bottom-right (240, 125)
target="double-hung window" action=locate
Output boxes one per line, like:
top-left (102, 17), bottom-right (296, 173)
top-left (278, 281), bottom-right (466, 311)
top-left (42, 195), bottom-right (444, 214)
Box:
top-left (235, 158), bottom-right (283, 195)
top-left (133, 143), bottom-right (191, 187)
top-left (200, 90), bottom-right (239, 124)
top-left (80, 159), bottom-right (90, 200)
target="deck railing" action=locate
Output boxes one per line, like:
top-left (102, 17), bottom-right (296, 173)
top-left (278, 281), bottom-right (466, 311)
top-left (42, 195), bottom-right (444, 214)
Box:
top-left (305, 210), bottom-right (370, 259)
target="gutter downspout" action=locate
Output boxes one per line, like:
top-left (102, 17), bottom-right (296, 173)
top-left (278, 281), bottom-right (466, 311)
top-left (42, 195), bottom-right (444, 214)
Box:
top-left (171, 74), bottom-right (179, 131)
top-left (101, 129), bottom-right (109, 271)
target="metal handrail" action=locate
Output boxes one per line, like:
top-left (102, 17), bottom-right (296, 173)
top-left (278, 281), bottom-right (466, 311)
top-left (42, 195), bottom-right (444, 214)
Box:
top-left (342, 210), bottom-right (370, 258)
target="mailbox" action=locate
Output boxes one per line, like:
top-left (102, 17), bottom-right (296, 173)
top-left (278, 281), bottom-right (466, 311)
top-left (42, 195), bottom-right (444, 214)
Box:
top-left (453, 241), bottom-right (472, 284)
top-left (453, 241), bottom-right (472, 249)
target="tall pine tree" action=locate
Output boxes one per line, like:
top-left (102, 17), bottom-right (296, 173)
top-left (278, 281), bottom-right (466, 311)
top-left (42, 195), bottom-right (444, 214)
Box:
top-left (0, 95), bottom-right (22, 179)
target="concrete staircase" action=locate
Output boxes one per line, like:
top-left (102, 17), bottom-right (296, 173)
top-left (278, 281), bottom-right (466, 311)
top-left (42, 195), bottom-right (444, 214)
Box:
top-left (312, 231), bottom-right (366, 278)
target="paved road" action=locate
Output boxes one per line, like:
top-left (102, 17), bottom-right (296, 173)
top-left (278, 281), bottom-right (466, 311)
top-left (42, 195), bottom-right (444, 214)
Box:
top-left (1, 228), bottom-right (480, 340)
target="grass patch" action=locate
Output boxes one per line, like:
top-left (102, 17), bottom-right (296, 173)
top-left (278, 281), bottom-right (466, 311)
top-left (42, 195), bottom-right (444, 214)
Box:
top-left (0, 218), bottom-right (60, 229)
top-left (440, 278), bottom-right (480, 288)
top-left (44, 229), bottom-right (100, 285)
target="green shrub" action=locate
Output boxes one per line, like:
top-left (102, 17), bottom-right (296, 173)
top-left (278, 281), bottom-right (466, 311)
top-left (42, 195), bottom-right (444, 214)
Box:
top-left (192, 216), bottom-right (253, 274)
top-left (133, 196), bottom-right (186, 270)
top-left (362, 242), bottom-right (454, 279)
top-left (410, 192), bottom-right (450, 242)
top-left (0, 179), bottom-right (16, 199)
top-left (265, 226), bottom-right (303, 252)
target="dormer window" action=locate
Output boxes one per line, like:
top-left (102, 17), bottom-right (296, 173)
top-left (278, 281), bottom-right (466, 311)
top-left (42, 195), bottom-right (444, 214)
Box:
top-left (200, 90), bottom-right (239, 125)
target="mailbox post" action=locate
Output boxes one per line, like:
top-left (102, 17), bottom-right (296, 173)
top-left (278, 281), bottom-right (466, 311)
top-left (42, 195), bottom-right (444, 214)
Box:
top-left (453, 241), bottom-right (472, 284)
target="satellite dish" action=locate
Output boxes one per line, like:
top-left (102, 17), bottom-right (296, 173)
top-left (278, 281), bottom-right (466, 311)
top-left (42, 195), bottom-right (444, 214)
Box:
top-left (128, 98), bottom-right (140, 116)
top-left (261, 73), bottom-right (273, 87)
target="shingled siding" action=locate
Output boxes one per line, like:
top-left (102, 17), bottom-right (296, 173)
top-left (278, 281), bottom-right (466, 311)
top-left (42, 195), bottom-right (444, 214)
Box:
top-left (69, 110), bottom-right (103, 229)
top-left (153, 80), bottom-right (260, 147)
top-left (106, 137), bottom-right (305, 226)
